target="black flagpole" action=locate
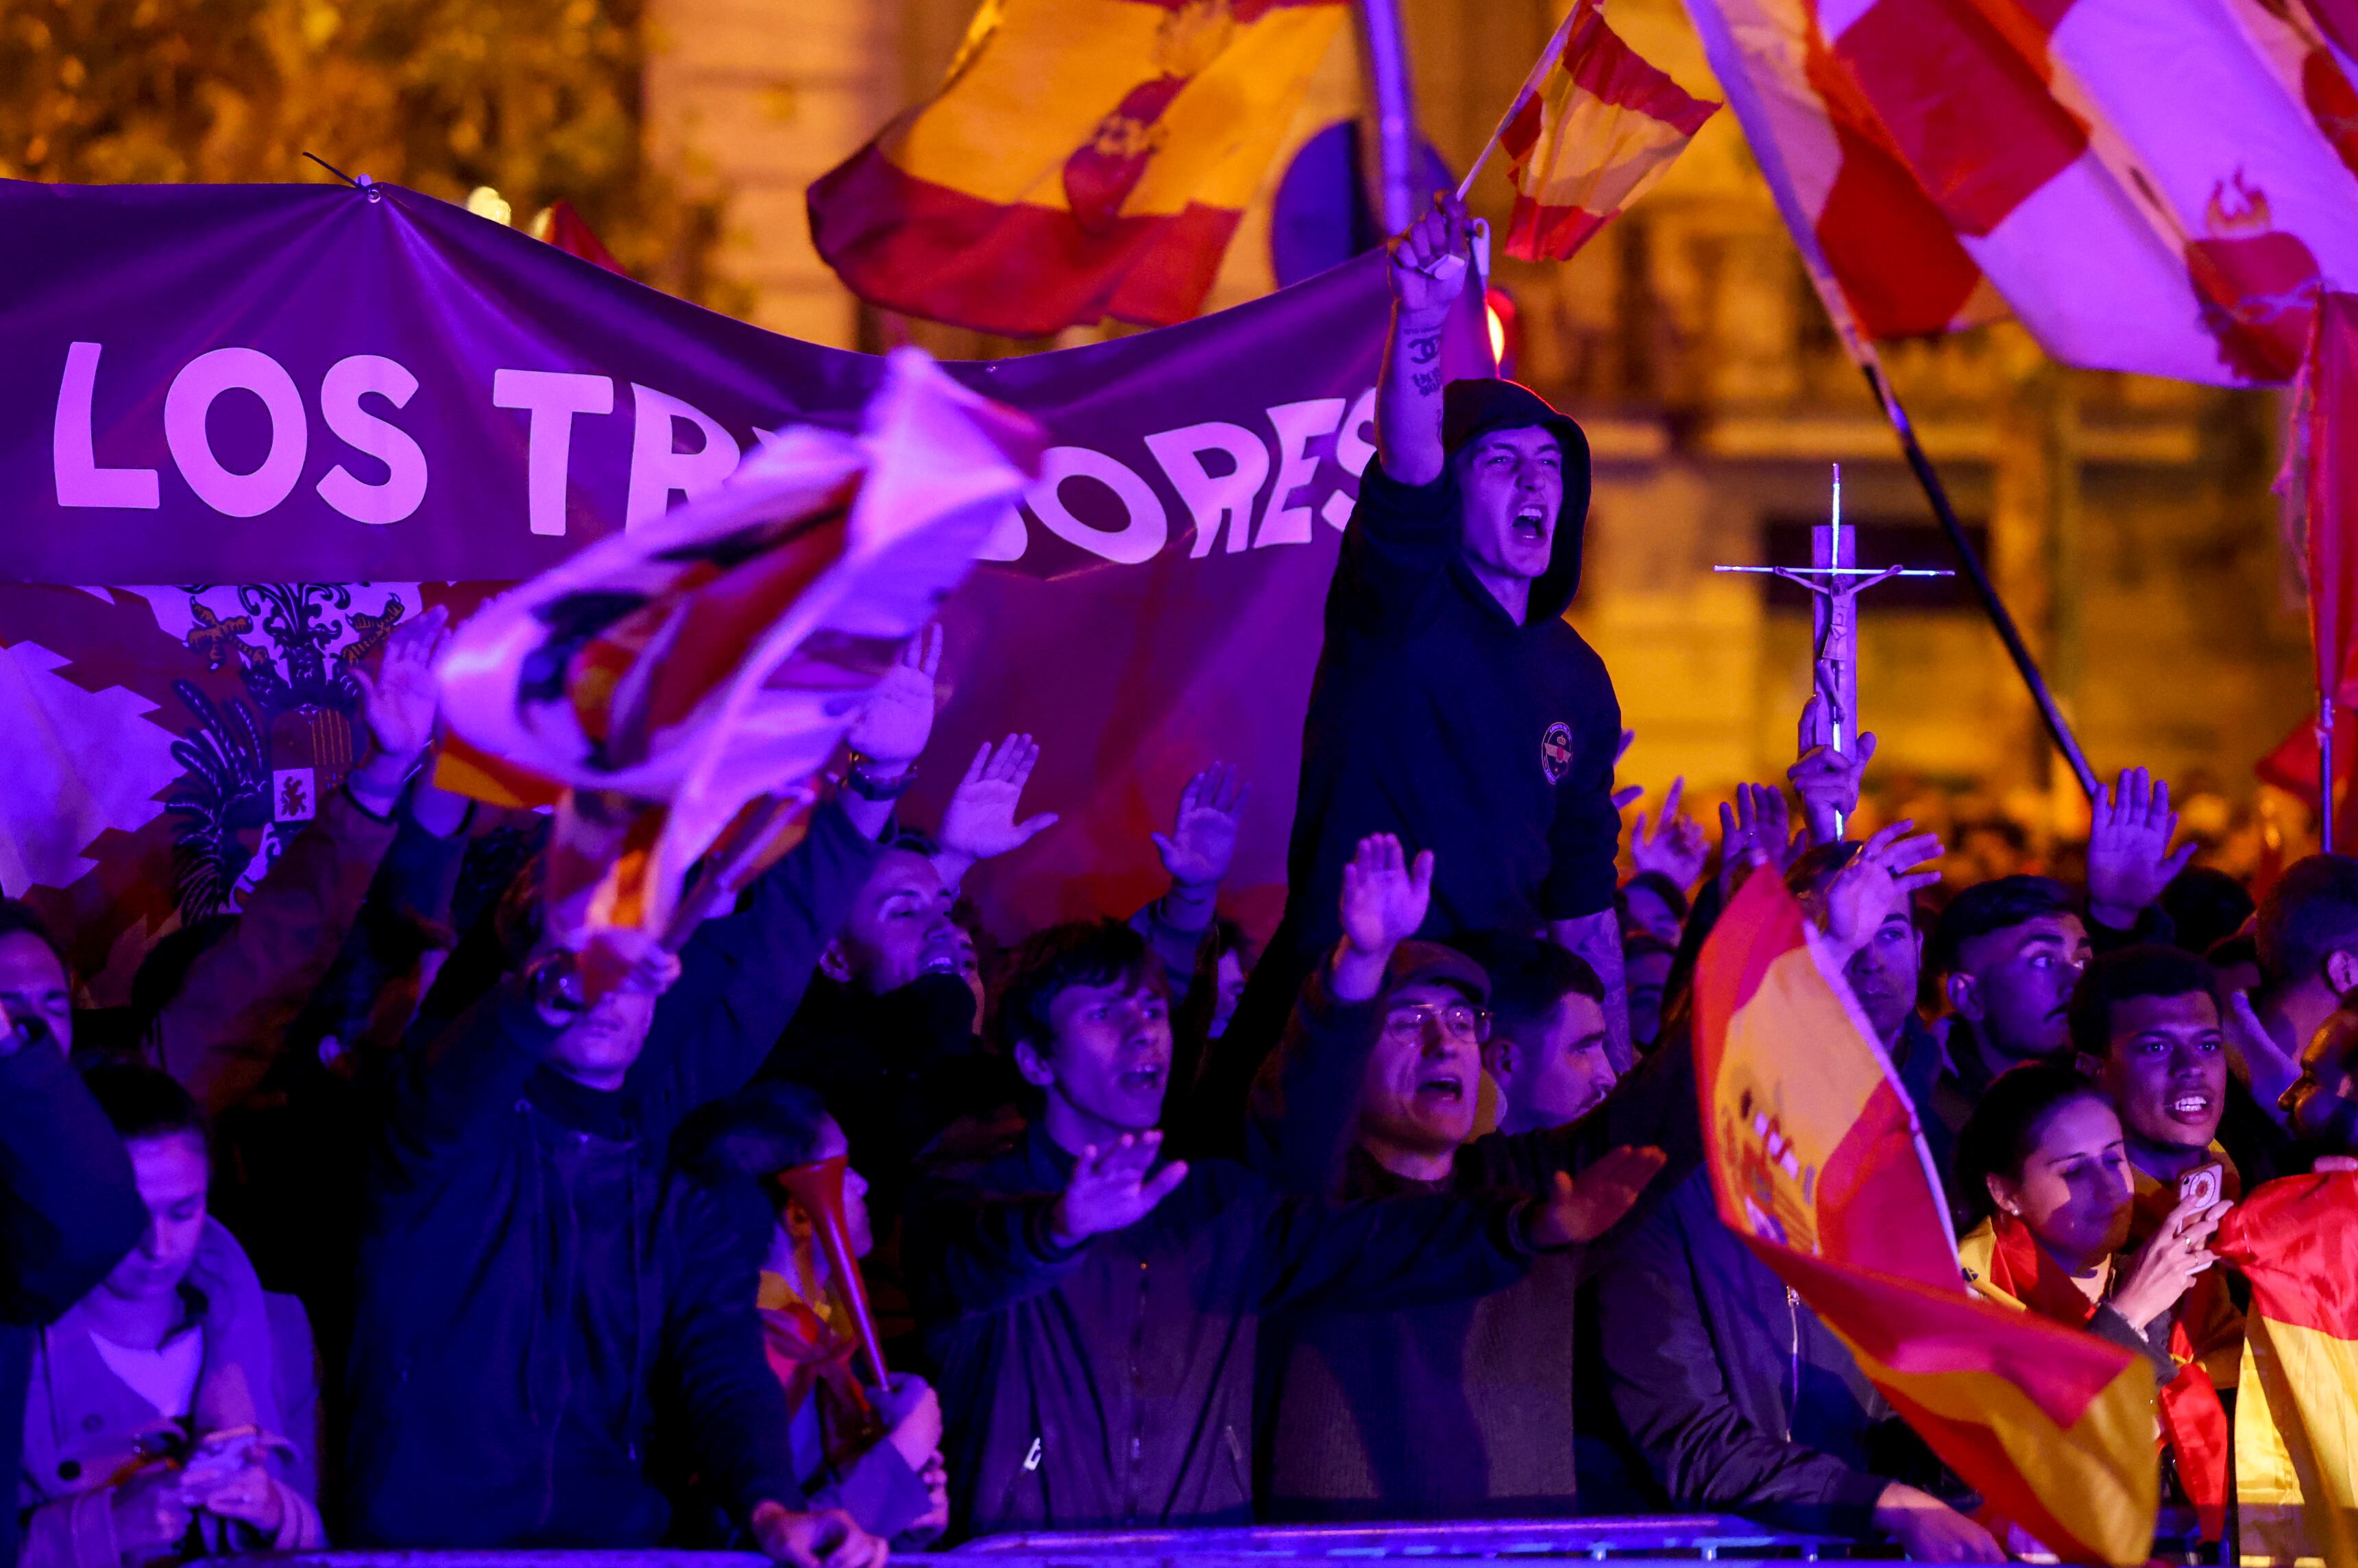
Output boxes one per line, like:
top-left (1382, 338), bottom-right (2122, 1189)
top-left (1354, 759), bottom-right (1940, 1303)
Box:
top-left (1860, 363), bottom-right (2101, 800)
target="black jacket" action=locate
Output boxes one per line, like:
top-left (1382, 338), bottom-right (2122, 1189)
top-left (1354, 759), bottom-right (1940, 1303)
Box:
top-left (900, 1121), bottom-right (1539, 1538)
top-left (1599, 1168), bottom-right (1947, 1538)
top-left (1246, 966), bottom-right (1624, 1519)
top-left (1283, 461), bottom-right (1622, 958)
top-left (343, 803), bottom-right (882, 1546)
top-left (0, 1042), bottom-right (145, 1568)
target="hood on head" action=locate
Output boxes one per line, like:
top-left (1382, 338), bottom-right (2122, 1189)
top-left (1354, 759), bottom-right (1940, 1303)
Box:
top-left (1442, 377), bottom-right (1592, 620)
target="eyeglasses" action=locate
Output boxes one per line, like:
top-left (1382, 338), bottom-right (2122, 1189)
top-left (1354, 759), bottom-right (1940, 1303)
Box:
top-left (1381, 1003), bottom-right (1492, 1045)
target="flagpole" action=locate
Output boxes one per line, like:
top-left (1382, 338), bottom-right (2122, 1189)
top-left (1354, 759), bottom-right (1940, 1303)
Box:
top-left (1454, 0), bottom-right (1588, 203)
top-left (1359, 0), bottom-right (1422, 232)
top-left (1860, 363), bottom-right (2102, 800)
top-left (2324, 695), bottom-right (2338, 854)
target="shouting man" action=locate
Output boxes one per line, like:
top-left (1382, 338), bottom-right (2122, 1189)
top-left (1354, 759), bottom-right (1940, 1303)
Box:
top-left (1204, 193), bottom-right (1625, 1138)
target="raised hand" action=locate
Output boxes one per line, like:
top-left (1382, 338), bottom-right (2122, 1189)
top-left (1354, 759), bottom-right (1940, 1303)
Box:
top-left (1153, 761), bottom-right (1249, 890)
top-left (1788, 696), bottom-right (1876, 846)
top-left (351, 602), bottom-right (450, 772)
top-left (938, 733), bottom-right (1060, 869)
top-left (1387, 191), bottom-right (1472, 319)
top-left (847, 624), bottom-right (943, 772)
top-left (1527, 1145), bottom-right (1668, 1247)
top-left (1629, 776), bottom-right (1710, 888)
top-left (751, 1503), bottom-right (890, 1568)
top-left (1048, 1131), bottom-right (1189, 1245)
top-left (2109, 1188), bottom-right (2229, 1333)
top-left (1718, 783), bottom-right (1802, 900)
top-left (1819, 819), bottom-right (1943, 957)
top-left (2087, 765), bottom-right (2196, 927)
top-left (1339, 833), bottom-right (1434, 961)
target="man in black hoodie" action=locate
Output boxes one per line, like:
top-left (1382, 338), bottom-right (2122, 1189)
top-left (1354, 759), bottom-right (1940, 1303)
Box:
top-left (1200, 194), bottom-right (1625, 1141)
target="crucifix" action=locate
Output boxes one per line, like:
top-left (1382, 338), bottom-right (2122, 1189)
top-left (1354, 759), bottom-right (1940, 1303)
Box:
top-left (1715, 465), bottom-right (1952, 836)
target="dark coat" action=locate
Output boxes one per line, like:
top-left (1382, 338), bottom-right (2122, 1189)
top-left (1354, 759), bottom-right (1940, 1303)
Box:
top-left (1598, 1168), bottom-right (1942, 1537)
top-left (343, 803), bottom-right (881, 1547)
top-left (900, 1121), bottom-right (1537, 1538)
top-left (1245, 966), bottom-right (1627, 1519)
top-left (0, 1044), bottom-right (145, 1568)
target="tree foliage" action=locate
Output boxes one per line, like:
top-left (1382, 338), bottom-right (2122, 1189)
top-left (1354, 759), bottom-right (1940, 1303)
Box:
top-left (0, 0), bottom-right (729, 302)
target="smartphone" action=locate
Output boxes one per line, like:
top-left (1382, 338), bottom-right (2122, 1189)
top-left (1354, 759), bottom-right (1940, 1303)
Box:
top-left (2178, 1162), bottom-right (2224, 1210)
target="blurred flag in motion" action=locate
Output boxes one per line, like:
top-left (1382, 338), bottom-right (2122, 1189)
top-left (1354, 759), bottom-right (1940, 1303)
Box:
top-left (807, 0), bottom-right (1347, 337)
top-left (1692, 871), bottom-right (2159, 1565)
top-left (1682, 0), bottom-right (2358, 387)
top-left (1494, 0), bottom-right (1718, 262)
top-left (434, 348), bottom-right (1043, 987)
top-left (2214, 1172), bottom-right (2358, 1568)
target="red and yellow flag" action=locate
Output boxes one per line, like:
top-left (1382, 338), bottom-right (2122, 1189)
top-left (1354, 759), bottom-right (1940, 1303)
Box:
top-left (1494, 0), bottom-right (1716, 262)
top-left (808, 0), bottom-right (1346, 338)
top-left (2214, 1172), bottom-right (2358, 1568)
top-left (1692, 871), bottom-right (2159, 1565)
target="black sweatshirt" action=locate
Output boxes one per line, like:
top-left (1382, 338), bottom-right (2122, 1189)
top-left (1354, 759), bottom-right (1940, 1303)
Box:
top-left (1283, 461), bottom-right (1622, 958)
top-left (0, 1043), bottom-right (145, 1568)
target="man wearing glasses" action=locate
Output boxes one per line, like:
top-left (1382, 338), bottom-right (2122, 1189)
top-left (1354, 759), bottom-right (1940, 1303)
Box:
top-left (1247, 835), bottom-right (1664, 1521)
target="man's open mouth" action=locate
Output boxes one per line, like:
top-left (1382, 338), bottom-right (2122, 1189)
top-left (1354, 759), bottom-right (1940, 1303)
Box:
top-left (1415, 1071), bottom-right (1467, 1105)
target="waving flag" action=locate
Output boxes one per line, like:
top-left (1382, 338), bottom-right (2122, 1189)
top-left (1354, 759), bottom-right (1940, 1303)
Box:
top-left (808, 0), bottom-right (1347, 337)
top-left (1494, 0), bottom-right (1718, 262)
top-left (2213, 1172), bottom-right (2358, 1568)
top-left (1682, 0), bottom-right (2358, 387)
top-left (1693, 871), bottom-right (2158, 1565)
top-left (434, 348), bottom-right (1043, 982)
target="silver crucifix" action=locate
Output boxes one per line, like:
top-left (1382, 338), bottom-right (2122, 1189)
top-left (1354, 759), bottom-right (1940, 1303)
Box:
top-left (1715, 465), bottom-right (1952, 835)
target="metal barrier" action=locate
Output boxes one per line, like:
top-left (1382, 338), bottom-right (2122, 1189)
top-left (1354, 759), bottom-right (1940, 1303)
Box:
top-left (247, 1519), bottom-right (1854, 1568)
top-left (951, 1517), bottom-right (1851, 1563)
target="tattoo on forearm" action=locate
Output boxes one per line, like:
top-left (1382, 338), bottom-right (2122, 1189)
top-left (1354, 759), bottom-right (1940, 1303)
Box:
top-left (1411, 370), bottom-right (1440, 396)
top-left (1407, 334), bottom-right (1440, 364)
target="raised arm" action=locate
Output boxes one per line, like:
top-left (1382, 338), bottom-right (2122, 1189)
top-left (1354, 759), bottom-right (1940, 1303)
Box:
top-left (1376, 195), bottom-right (1472, 487)
top-left (1130, 762), bottom-right (1247, 1004)
top-left (1246, 834), bottom-right (1429, 1195)
top-left (162, 607), bottom-right (451, 1113)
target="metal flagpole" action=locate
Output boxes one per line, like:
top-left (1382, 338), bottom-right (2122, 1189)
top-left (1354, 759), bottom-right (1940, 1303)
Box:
top-left (1358, 0), bottom-right (1421, 234)
top-left (1860, 362), bottom-right (2102, 800)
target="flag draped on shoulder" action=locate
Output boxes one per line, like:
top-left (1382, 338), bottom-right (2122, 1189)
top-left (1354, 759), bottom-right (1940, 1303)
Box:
top-left (2213, 1171), bottom-right (2358, 1568)
top-left (433, 348), bottom-right (1044, 985)
top-left (1681, 0), bottom-right (2358, 386)
top-left (1692, 871), bottom-right (2159, 1565)
top-left (1496, 0), bottom-right (1718, 262)
top-left (808, 0), bottom-right (1347, 337)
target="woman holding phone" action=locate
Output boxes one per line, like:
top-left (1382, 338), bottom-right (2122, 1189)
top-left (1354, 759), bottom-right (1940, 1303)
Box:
top-left (20, 1066), bottom-right (325, 1567)
top-left (1953, 1062), bottom-right (2233, 1547)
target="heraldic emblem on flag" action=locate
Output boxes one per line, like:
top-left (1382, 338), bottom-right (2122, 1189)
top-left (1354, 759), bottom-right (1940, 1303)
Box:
top-left (1693, 868), bottom-right (2160, 1565)
top-left (1496, 0), bottom-right (1718, 263)
top-left (809, 0), bottom-right (1348, 337)
top-left (433, 349), bottom-right (1045, 990)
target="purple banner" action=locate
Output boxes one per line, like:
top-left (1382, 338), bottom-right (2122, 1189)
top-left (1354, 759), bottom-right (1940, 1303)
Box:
top-left (0, 177), bottom-right (1489, 968)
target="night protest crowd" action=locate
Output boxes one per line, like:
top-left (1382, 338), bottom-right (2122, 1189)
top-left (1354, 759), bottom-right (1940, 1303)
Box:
top-left (5, 201), bottom-right (2355, 1568)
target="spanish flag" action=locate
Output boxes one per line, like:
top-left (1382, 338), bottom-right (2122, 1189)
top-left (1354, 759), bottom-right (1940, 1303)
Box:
top-left (807, 0), bottom-right (1347, 338)
top-left (1494, 0), bottom-right (1716, 262)
top-left (1692, 871), bottom-right (2159, 1565)
top-left (2213, 1172), bottom-right (2358, 1568)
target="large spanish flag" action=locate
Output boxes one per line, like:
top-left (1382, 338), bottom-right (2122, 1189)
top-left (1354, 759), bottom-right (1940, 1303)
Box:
top-left (2213, 1172), bottom-right (2358, 1568)
top-left (1496, 0), bottom-right (1718, 262)
top-left (1692, 871), bottom-right (2159, 1565)
top-left (807, 0), bottom-right (1347, 338)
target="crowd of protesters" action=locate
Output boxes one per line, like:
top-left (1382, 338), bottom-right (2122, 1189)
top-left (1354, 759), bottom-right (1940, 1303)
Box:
top-left (5, 193), bottom-right (2355, 1568)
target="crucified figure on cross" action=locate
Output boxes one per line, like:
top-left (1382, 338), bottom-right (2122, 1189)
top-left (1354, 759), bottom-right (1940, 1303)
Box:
top-left (1716, 465), bottom-right (1952, 836)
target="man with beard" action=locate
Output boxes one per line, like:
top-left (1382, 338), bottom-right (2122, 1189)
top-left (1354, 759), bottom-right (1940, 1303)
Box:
top-left (1245, 840), bottom-right (1664, 1520)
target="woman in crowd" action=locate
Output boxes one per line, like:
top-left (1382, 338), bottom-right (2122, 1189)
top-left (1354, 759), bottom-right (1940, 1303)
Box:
top-left (674, 1081), bottom-right (951, 1549)
top-left (1953, 1062), bottom-right (2232, 1547)
top-left (20, 1066), bottom-right (325, 1567)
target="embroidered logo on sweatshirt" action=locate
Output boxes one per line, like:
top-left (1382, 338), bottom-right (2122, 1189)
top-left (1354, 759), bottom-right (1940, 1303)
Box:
top-left (1540, 722), bottom-right (1575, 783)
